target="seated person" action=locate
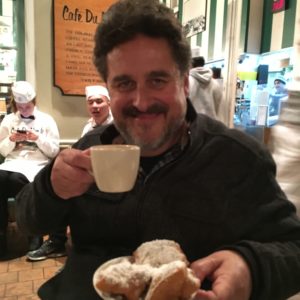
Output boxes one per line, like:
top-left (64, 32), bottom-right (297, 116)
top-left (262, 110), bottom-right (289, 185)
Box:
top-left (26, 85), bottom-right (113, 261)
top-left (0, 81), bottom-right (60, 258)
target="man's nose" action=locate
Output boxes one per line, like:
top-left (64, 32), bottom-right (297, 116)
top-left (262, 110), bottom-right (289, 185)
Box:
top-left (132, 85), bottom-right (149, 111)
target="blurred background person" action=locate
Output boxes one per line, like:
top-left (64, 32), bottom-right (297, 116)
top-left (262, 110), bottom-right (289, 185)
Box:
top-left (271, 24), bottom-right (300, 300)
top-left (0, 81), bottom-right (60, 258)
top-left (81, 85), bottom-right (113, 137)
top-left (273, 75), bottom-right (288, 96)
top-left (189, 56), bottom-right (225, 123)
top-left (269, 75), bottom-right (288, 117)
top-left (272, 49), bottom-right (300, 217)
top-left (26, 85), bottom-right (112, 262)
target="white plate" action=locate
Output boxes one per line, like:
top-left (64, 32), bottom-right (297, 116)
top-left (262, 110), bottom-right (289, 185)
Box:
top-left (93, 256), bottom-right (133, 300)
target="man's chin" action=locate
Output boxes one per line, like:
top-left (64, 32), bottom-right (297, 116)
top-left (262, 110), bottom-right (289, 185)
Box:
top-left (130, 135), bottom-right (167, 152)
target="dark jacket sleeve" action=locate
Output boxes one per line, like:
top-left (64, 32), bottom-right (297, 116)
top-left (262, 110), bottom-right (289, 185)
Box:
top-left (16, 160), bottom-right (70, 235)
top-left (219, 145), bottom-right (300, 300)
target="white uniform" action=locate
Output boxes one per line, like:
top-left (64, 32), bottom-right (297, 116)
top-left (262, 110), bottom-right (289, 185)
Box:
top-left (81, 111), bottom-right (113, 137)
top-left (0, 107), bottom-right (60, 181)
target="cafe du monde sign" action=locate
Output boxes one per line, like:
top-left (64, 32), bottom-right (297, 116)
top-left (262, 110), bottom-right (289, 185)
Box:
top-left (53, 0), bottom-right (117, 96)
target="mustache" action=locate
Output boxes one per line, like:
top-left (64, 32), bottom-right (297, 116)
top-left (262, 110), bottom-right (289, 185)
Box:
top-left (122, 103), bottom-right (168, 117)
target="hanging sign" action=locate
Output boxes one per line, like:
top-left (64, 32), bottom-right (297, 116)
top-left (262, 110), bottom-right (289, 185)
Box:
top-left (272, 0), bottom-right (287, 13)
top-left (53, 0), bottom-right (116, 96)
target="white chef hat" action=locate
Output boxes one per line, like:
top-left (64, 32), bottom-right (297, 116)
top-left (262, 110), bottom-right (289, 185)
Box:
top-left (12, 81), bottom-right (36, 103)
top-left (274, 75), bottom-right (286, 85)
top-left (85, 85), bottom-right (110, 101)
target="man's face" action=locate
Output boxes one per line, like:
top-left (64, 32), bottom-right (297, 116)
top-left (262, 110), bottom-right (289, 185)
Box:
top-left (16, 101), bottom-right (35, 117)
top-left (106, 35), bottom-right (189, 156)
top-left (86, 96), bottom-right (110, 125)
top-left (274, 80), bottom-right (285, 93)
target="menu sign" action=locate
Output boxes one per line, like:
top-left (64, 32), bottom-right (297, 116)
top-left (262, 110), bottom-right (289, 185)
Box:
top-left (272, 0), bottom-right (287, 13)
top-left (53, 0), bottom-right (116, 95)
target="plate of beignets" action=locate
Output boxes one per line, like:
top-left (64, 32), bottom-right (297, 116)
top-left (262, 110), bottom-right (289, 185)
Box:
top-left (93, 240), bottom-right (200, 300)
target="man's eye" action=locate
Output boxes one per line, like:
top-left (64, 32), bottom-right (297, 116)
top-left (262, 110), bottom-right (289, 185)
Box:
top-left (149, 78), bottom-right (167, 89)
top-left (88, 100), bottom-right (103, 105)
top-left (116, 81), bottom-right (135, 92)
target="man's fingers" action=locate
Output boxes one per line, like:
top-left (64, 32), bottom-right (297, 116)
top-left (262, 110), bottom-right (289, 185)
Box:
top-left (59, 148), bottom-right (92, 171)
top-left (190, 256), bottom-right (221, 282)
top-left (193, 289), bottom-right (217, 300)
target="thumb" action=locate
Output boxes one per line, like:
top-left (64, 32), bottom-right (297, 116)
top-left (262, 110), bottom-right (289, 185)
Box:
top-left (190, 255), bottom-right (220, 283)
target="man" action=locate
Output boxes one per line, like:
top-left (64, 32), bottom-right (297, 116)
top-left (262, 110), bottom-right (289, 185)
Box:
top-left (16, 1), bottom-right (300, 299)
top-left (273, 75), bottom-right (288, 96)
top-left (189, 56), bottom-right (225, 123)
top-left (0, 81), bottom-right (60, 257)
top-left (269, 75), bottom-right (288, 118)
top-left (81, 85), bottom-right (113, 137)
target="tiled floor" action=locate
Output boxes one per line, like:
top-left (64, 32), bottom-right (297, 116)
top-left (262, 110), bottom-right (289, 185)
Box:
top-left (0, 223), bottom-right (67, 300)
top-left (2, 224), bottom-right (300, 300)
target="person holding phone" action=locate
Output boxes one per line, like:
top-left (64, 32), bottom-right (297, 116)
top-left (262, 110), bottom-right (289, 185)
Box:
top-left (0, 81), bottom-right (60, 258)
top-left (25, 85), bottom-right (113, 262)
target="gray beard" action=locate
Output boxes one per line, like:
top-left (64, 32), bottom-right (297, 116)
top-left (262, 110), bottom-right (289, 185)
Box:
top-left (114, 116), bottom-right (185, 152)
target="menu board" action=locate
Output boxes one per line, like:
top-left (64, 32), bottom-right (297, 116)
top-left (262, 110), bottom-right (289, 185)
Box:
top-left (53, 0), bottom-right (116, 95)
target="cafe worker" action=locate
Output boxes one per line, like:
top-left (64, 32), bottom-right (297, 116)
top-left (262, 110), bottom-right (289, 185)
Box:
top-left (0, 81), bottom-right (60, 257)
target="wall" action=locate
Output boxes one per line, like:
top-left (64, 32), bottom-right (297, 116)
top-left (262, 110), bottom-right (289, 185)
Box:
top-left (178, 0), bottom-right (299, 61)
top-left (26, 0), bottom-right (299, 140)
top-left (25, 0), bottom-right (89, 141)
top-left (261, 0), bottom-right (298, 53)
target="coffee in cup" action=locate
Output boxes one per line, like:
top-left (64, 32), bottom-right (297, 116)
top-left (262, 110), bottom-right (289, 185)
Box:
top-left (90, 144), bottom-right (140, 193)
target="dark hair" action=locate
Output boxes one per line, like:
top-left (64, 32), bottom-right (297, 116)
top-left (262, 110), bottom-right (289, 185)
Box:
top-left (11, 96), bottom-right (36, 113)
top-left (274, 79), bottom-right (286, 85)
top-left (192, 56), bottom-right (205, 68)
top-left (93, 0), bottom-right (191, 81)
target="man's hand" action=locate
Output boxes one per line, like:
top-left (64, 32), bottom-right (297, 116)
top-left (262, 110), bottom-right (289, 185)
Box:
top-left (51, 148), bottom-right (94, 199)
top-left (191, 250), bottom-right (252, 300)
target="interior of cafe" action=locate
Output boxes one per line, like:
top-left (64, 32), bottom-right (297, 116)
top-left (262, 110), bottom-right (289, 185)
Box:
top-left (0, 0), bottom-right (299, 146)
top-left (1, 1), bottom-right (300, 300)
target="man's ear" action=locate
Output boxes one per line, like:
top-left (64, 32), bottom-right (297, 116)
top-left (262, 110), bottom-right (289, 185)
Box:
top-left (183, 73), bottom-right (189, 97)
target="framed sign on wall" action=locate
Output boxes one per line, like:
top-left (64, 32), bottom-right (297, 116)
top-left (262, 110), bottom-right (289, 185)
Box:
top-left (53, 0), bottom-right (116, 96)
top-left (182, 0), bottom-right (207, 38)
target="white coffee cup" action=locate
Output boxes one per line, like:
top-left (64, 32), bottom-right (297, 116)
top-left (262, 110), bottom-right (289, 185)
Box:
top-left (90, 144), bottom-right (140, 193)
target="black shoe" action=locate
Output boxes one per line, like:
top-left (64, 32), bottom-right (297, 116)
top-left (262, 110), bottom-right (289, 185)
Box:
top-left (27, 239), bottom-right (66, 261)
top-left (28, 236), bottom-right (43, 251)
top-left (0, 234), bottom-right (7, 258)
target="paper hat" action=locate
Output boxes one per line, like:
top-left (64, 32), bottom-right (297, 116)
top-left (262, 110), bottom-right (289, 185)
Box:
top-left (85, 85), bottom-right (110, 100)
top-left (12, 81), bottom-right (36, 103)
top-left (274, 75), bottom-right (286, 85)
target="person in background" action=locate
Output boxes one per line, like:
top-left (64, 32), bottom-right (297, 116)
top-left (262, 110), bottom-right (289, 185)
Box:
top-left (273, 75), bottom-right (288, 96)
top-left (272, 73), bottom-right (300, 216)
top-left (81, 85), bottom-right (113, 137)
top-left (27, 85), bottom-right (113, 262)
top-left (269, 75), bottom-right (288, 117)
top-left (0, 81), bottom-right (60, 258)
top-left (189, 56), bottom-right (225, 123)
top-left (16, 1), bottom-right (300, 299)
